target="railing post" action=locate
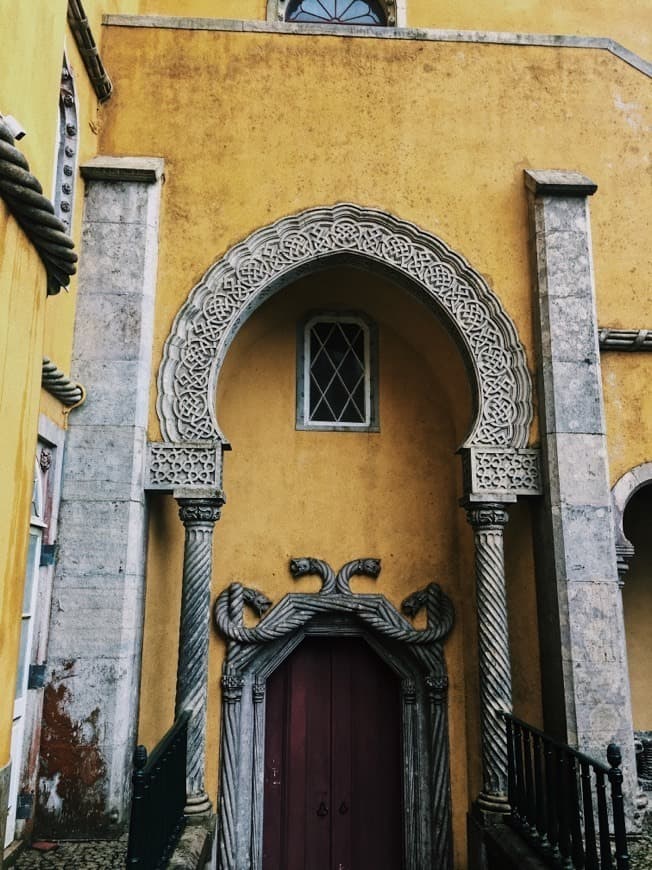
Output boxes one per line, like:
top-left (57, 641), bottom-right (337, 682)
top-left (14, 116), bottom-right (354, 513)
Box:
top-left (608, 745), bottom-right (630, 870)
top-left (126, 744), bottom-right (148, 867)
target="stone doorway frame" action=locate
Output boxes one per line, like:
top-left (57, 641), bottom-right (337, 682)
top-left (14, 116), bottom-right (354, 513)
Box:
top-left (213, 558), bottom-right (456, 870)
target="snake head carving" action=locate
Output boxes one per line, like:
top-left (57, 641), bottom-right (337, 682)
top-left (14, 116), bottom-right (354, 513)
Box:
top-left (290, 557), bottom-right (312, 578)
top-left (243, 587), bottom-right (272, 618)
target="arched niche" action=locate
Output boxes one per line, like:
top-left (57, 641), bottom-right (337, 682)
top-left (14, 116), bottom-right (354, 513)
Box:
top-left (157, 204), bottom-right (532, 451)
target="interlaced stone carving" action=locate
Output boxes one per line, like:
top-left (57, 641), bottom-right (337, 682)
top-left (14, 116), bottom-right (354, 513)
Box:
top-left (466, 503), bottom-right (513, 813)
top-left (146, 442), bottom-right (223, 491)
top-left (462, 446), bottom-right (542, 496)
top-left (158, 204), bottom-right (532, 449)
top-left (213, 558), bottom-right (455, 869)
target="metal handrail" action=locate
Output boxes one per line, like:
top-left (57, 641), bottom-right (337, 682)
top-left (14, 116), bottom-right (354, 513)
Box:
top-left (500, 712), bottom-right (630, 870)
top-left (126, 710), bottom-right (190, 869)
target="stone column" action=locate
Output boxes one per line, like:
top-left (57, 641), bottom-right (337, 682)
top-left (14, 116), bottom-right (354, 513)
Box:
top-left (176, 495), bottom-right (223, 815)
top-left (465, 502), bottom-right (512, 816)
top-left (43, 157), bottom-right (164, 837)
top-left (525, 169), bottom-right (637, 807)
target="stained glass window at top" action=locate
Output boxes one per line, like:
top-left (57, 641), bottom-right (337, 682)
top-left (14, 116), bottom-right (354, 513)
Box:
top-left (286, 0), bottom-right (386, 25)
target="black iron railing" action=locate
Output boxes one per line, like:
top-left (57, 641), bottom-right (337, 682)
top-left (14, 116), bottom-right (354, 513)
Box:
top-left (126, 710), bottom-right (190, 869)
top-left (502, 713), bottom-right (630, 870)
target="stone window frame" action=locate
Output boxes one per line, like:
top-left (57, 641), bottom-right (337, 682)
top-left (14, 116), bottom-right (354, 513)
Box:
top-left (267, 0), bottom-right (401, 26)
top-left (296, 310), bottom-right (379, 432)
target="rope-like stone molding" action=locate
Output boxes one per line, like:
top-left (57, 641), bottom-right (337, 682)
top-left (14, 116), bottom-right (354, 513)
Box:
top-left (213, 558), bottom-right (455, 869)
top-left (42, 357), bottom-right (84, 405)
top-left (599, 328), bottom-right (652, 351)
top-left (0, 120), bottom-right (77, 295)
top-left (68, 0), bottom-right (113, 102)
top-left (466, 504), bottom-right (512, 812)
top-left (158, 203), bottom-right (532, 449)
top-left (176, 497), bottom-right (223, 810)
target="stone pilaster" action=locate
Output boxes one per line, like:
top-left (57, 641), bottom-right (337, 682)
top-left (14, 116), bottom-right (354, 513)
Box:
top-left (525, 169), bottom-right (637, 808)
top-left (176, 496), bottom-right (223, 815)
top-left (42, 157), bottom-right (164, 837)
top-left (465, 503), bottom-right (512, 816)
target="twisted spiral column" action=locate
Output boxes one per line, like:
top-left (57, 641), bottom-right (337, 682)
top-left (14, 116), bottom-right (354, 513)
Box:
top-left (465, 503), bottom-right (513, 816)
top-left (176, 496), bottom-right (223, 815)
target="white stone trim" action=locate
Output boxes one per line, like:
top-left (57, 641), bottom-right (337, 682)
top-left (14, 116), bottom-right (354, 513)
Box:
top-left (612, 462), bottom-right (652, 551)
top-left (103, 16), bottom-right (652, 78)
top-left (157, 203), bottom-right (533, 450)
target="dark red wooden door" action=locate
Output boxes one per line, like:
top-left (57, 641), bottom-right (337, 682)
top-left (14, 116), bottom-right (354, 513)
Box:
top-left (263, 637), bottom-right (403, 870)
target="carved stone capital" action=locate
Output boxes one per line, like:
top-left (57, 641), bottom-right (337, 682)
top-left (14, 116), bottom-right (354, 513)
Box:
top-left (402, 679), bottom-right (417, 705)
top-left (178, 497), bottom-right (223, 526)
top-left (426, 674), bottom-right (449, 704)
top-left (465, 503), bottom-right (510, 531)
top-left (222, 671), bottom-right (245, 703)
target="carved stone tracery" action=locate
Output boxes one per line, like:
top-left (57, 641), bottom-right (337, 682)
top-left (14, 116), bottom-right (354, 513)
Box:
top-left (213, 558), bottom-right (455, 870)
top-left (157, 204), bottom-right (532, 451)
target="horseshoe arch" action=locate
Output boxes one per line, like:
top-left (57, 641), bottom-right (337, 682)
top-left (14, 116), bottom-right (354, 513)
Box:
top-left (156, 203), bottom-right (533, 450)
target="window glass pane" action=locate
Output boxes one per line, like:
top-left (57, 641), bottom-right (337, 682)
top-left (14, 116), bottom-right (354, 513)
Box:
top-left (22, 532), bottom-right (39, 613)
top-left (286, 0), bottom-right (386, 25)
top-left (305, 318), bottom-right (370, 426)
top-left (15, 618), bottom-right (30, 702)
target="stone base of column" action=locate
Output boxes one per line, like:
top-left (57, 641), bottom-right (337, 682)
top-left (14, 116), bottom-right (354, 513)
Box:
top-left (184, 792), bottom-right (213, 819)
top-left (473, 792), bottom-right (510, 826)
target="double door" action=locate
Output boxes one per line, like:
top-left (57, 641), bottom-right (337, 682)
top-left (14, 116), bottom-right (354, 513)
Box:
top-left (263, 637), bottom-right (403, 870)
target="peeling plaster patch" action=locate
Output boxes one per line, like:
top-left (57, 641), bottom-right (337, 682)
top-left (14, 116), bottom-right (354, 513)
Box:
top-left (613, 91), bottom-right (645, 131)
top-left (36, 673), bottom-right (110, 838)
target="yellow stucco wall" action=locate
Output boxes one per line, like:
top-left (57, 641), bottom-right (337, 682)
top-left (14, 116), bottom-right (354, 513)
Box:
top-left (0, 0), bottom-right (67, 765)
top-left (100, 19), bottom-right (646, 863)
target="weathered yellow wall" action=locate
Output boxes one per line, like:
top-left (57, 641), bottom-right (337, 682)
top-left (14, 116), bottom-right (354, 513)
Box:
top-left (138, 0), bottom-right (265, 19)
top-left (622, 486), bottom-right (652, 730)
top-left (603, 356), bottom-right (652, 487)
top-left (0, 0), bottom-right (68, 765)
top-left (103, 21), bottom-right (645, 864)
top-left (407, 0), bottom-right (651, 60)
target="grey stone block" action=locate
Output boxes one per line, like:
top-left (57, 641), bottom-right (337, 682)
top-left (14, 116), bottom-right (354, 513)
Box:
top-left (549, 504), bottom-right (617, 583)
top-left (550, 434), bottom-right (611, 506)
top-left (72, 292), bottom-right (152, 362)
top-left (67, 360), bottom-right (149, 427)
top-left (56, 499), bottom-right (147, 576)
top-left (78, 222), bottom-right (149, 295)
top-left (540, 358), bottom-right (605, 434)
top-left (83, 180), bottom-right (154, 226)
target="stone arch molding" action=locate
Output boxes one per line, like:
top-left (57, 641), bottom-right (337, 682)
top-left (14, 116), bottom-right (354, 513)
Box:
top-left (611, 462), bottom-right (652, 578)
top-left (149, 204), bottom-right (541, 499)
top-left (213, 557), bottom-right (455, 870)
top-left (157, 203), bottom-right (532, 446)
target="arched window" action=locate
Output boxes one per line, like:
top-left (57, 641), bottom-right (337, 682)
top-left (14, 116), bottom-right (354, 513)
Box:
top-left (285, 0), bottom-right (388, 25)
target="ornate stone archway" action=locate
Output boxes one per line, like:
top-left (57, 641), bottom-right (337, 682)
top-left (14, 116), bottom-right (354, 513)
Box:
top-left (144, 203), bottom-right (542, 826)
top-left (156, 203), bottom-right (531, 450)
top-left (213, 558), bottom-right (455, 870)
top-left (612, 462), bottom-right (652, 580)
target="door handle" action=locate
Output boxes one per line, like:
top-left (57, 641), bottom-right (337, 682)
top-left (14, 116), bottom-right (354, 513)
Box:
top-left (316, 801), bottom-right (329, 817)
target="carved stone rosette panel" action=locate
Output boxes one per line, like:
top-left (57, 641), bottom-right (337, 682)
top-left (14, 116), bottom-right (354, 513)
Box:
top-left (213, 559), bottom-right (455, 870)
top-left (157, 203), bottom-right (532, 449)
top-left (146, 441), bottom-right (225, 492)
top-left (462, 446), bottom-right (542, 499)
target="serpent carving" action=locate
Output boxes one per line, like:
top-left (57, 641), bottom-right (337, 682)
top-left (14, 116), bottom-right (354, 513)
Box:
top-left (0, 119), bottom-right (77, 295)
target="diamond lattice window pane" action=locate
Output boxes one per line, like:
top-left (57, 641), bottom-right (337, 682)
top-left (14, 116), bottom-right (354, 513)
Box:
top-left (286, 0), bottom-right (386, 25)
top-left (307, 320), bottom-right (368, 425)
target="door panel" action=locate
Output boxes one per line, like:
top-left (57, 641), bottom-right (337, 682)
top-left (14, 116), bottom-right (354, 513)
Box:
top-left (263, 637), bottom-right (402, 870)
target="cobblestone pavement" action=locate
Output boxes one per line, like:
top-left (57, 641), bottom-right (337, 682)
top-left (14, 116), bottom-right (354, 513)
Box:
top-left (13, 836), bottom-right (127, 869)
